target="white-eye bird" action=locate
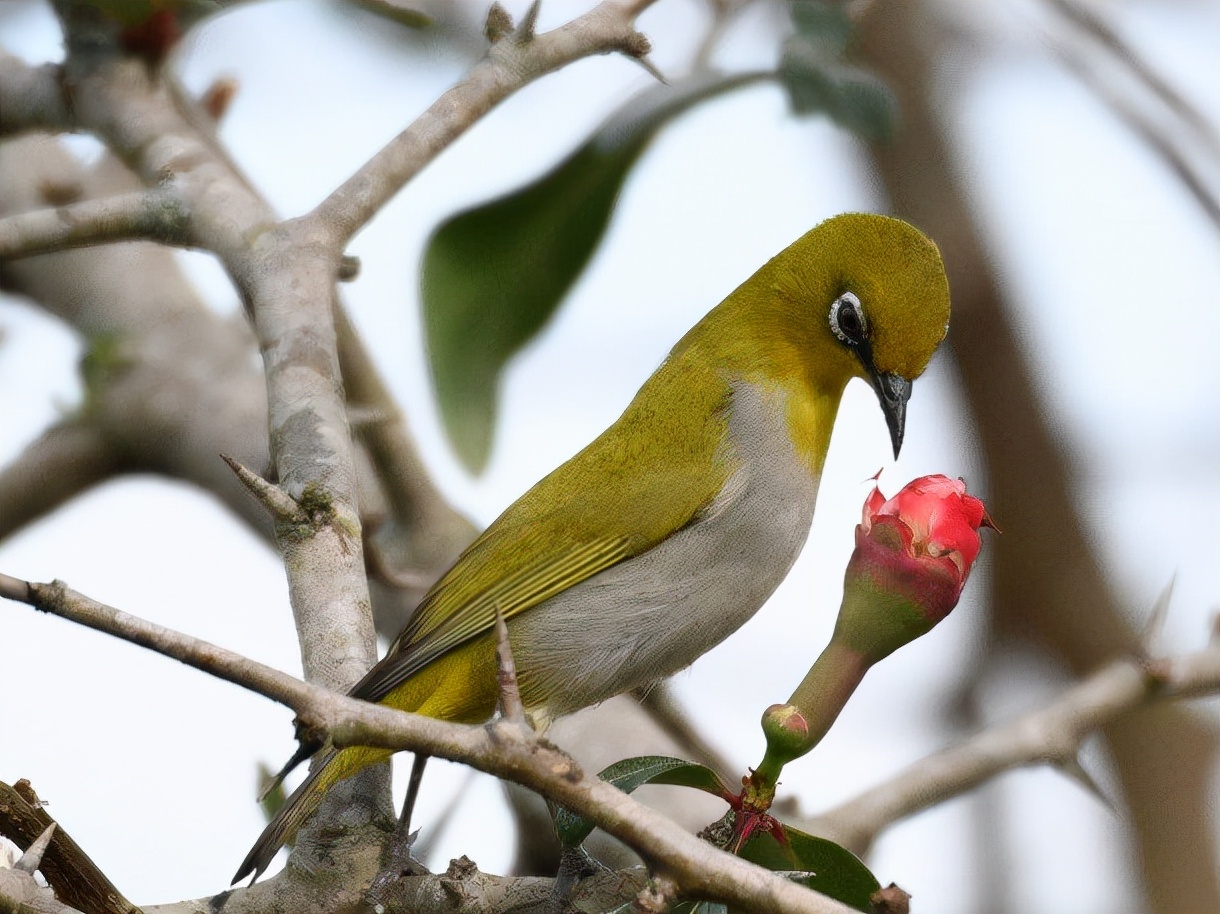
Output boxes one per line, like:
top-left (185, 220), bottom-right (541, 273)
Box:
top-left (235, 212), bottom-right (950, 882)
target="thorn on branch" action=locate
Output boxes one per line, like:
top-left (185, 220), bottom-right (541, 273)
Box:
top-left (1138, 574), bottom-right (1176, 659)
top-left (13, 824), bottom-right (55, 874)
top-left (201, 76), bottom-right (239, 121)
top-left (620, 32), bottom-right (667, 85)
top-left (485, 2), bottom-right (514, 43)
top-left (516, 0), bottom-right (542, 43)
top-left (494, 606), bottom-right (526, 725)
top-left (220, 454), bottom-right (302, 525)
top-left (1054, 755), bottom-right (1114, 811)
top-left (0, 780), bottom-right (138, 914)
top-left (338, 254), bottom-right (361, 281)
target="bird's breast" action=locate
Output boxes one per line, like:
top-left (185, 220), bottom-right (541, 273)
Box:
top-left (513, 379), bottom-right (820, 720)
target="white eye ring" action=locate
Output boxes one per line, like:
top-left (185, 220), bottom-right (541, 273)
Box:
top-left (829, 291), bottom-right (866, 345)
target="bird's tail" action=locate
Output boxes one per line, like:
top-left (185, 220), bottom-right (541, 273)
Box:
top-left (232, 744), bottom-right (391, 884)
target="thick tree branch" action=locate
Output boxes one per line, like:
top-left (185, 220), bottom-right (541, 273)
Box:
top-left (0, 421), bottom-right (123, 542)
top-left (0, 188), bottom-right (191, 259)
top-left (64, 51), bottom-right (376, 698)
top-left (310, 0), bottom-right (660, 243)
top-left (0, 781), bottom-right (136, 914)
top-left (0, 573), bottom-right (856, 914)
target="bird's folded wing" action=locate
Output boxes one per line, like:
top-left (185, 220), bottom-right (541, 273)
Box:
top-left (348, 494), bottom-right (684, 705)
top-left (348, 365), bottom-right (733, 705)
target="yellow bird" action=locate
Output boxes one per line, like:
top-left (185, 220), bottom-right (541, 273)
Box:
top-left (235, 212), bottom-right (950, 882)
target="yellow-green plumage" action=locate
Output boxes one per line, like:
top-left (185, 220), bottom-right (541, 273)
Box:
top-left (234, 213), bottom-right (950, 883)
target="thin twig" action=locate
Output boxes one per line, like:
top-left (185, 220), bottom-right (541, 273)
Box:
top-left (0, 188), bottom-right (190, 259)
top-left (1045, 0), bottom-right (1220, 155)
top-left (0, 574), bottom-right (315, 713)
top-left (309, 0), bottom-right (661, 242)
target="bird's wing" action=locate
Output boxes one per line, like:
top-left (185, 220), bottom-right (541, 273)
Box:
top-left (350, 364), bottom-right (733, 705)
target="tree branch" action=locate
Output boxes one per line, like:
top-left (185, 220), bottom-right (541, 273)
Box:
top-left (0, 55), bottom-right (70, 137)
top-left (309, 0), bottom-right (660, 243)
top-left (805, 641), bottom-right (1220, 853)
top-left (0, 573), bottom-right (857, 914)
top-left (64, 48), bottom-right (377, 698)
top-left (0, 420), bottom-right (123, 543)
top-left (0, 188), bottom-right (191, 259)
top-left (0, 780), bottom-right (136, 914)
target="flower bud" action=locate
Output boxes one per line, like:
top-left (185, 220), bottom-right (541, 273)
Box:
top-left (760, 703), bottom-right (810, 764)
top-left (834, 475), bottom-right (993, 661)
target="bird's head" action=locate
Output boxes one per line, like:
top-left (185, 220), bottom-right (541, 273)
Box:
top-left (780, 213), bottom-right (951, 458)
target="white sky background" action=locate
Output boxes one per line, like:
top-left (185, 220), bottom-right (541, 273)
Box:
top-left (1, 0), bottom-right (1218, 910)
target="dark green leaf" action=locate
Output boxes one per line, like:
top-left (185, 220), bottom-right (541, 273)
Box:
top-left (737, 823), bottom-right (880, 913)
top-left (420, 72), bottom-right (766, 472)
top-left (779, 37), bottom-right (897, 143)
top-left (553, 755), bottom-right (733, 848)
top-left (789, 0), bottom-right (854, 55)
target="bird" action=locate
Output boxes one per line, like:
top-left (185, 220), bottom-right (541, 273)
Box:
top-left (234, 211), bottom-right (951, 883)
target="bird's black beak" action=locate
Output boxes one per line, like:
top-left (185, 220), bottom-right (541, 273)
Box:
top-left (869, 370), bottom-right (912, 459)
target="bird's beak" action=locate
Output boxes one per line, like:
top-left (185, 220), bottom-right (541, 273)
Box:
top-left (869, 370), bottom-right (912, 459)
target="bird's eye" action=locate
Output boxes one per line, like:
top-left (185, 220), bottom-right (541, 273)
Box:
top-left (829, 292), bottom-right (867, 346)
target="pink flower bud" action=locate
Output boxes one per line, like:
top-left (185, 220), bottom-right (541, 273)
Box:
top-left (836, 475), bottom-right (994, 660)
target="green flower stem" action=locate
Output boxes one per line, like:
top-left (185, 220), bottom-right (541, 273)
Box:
top-left (747, 639), bottom-right (872, 810)
top-left (786, 638), bottom-right (871, 740)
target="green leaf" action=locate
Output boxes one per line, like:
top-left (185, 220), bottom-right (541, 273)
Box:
top-left (737, 824), bottom-right (880, 913)
top-left (553, 755), bottom-right (733, 848)
top-left (420, 72), bottom-right (766, 472)
top-left (789, 0), bottom-right (855, 55)
top-left (778, 37), bottom-right (896, 144)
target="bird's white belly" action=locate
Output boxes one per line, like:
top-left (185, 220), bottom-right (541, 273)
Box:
top-left (513, 381), bottom-right (820, 720)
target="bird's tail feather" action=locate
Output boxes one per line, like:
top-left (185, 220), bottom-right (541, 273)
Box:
top-left (233, 744), bottom-right (384, 885)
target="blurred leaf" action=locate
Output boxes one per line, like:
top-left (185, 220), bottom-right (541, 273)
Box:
top-left (779, 38), bottom-right (896, 143)
top-left (553, 755), bottom-right (733, 848)
top-left (790, 0), bottom-right (854, 55)
top-left (256, 762), bottom-right (288, 826)
top-left (737, 823), bottom-right (879, 913)
top-left (779, 1), bottom-right (897, 143)
top-left (420, 73), bottom-right (765, 472)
